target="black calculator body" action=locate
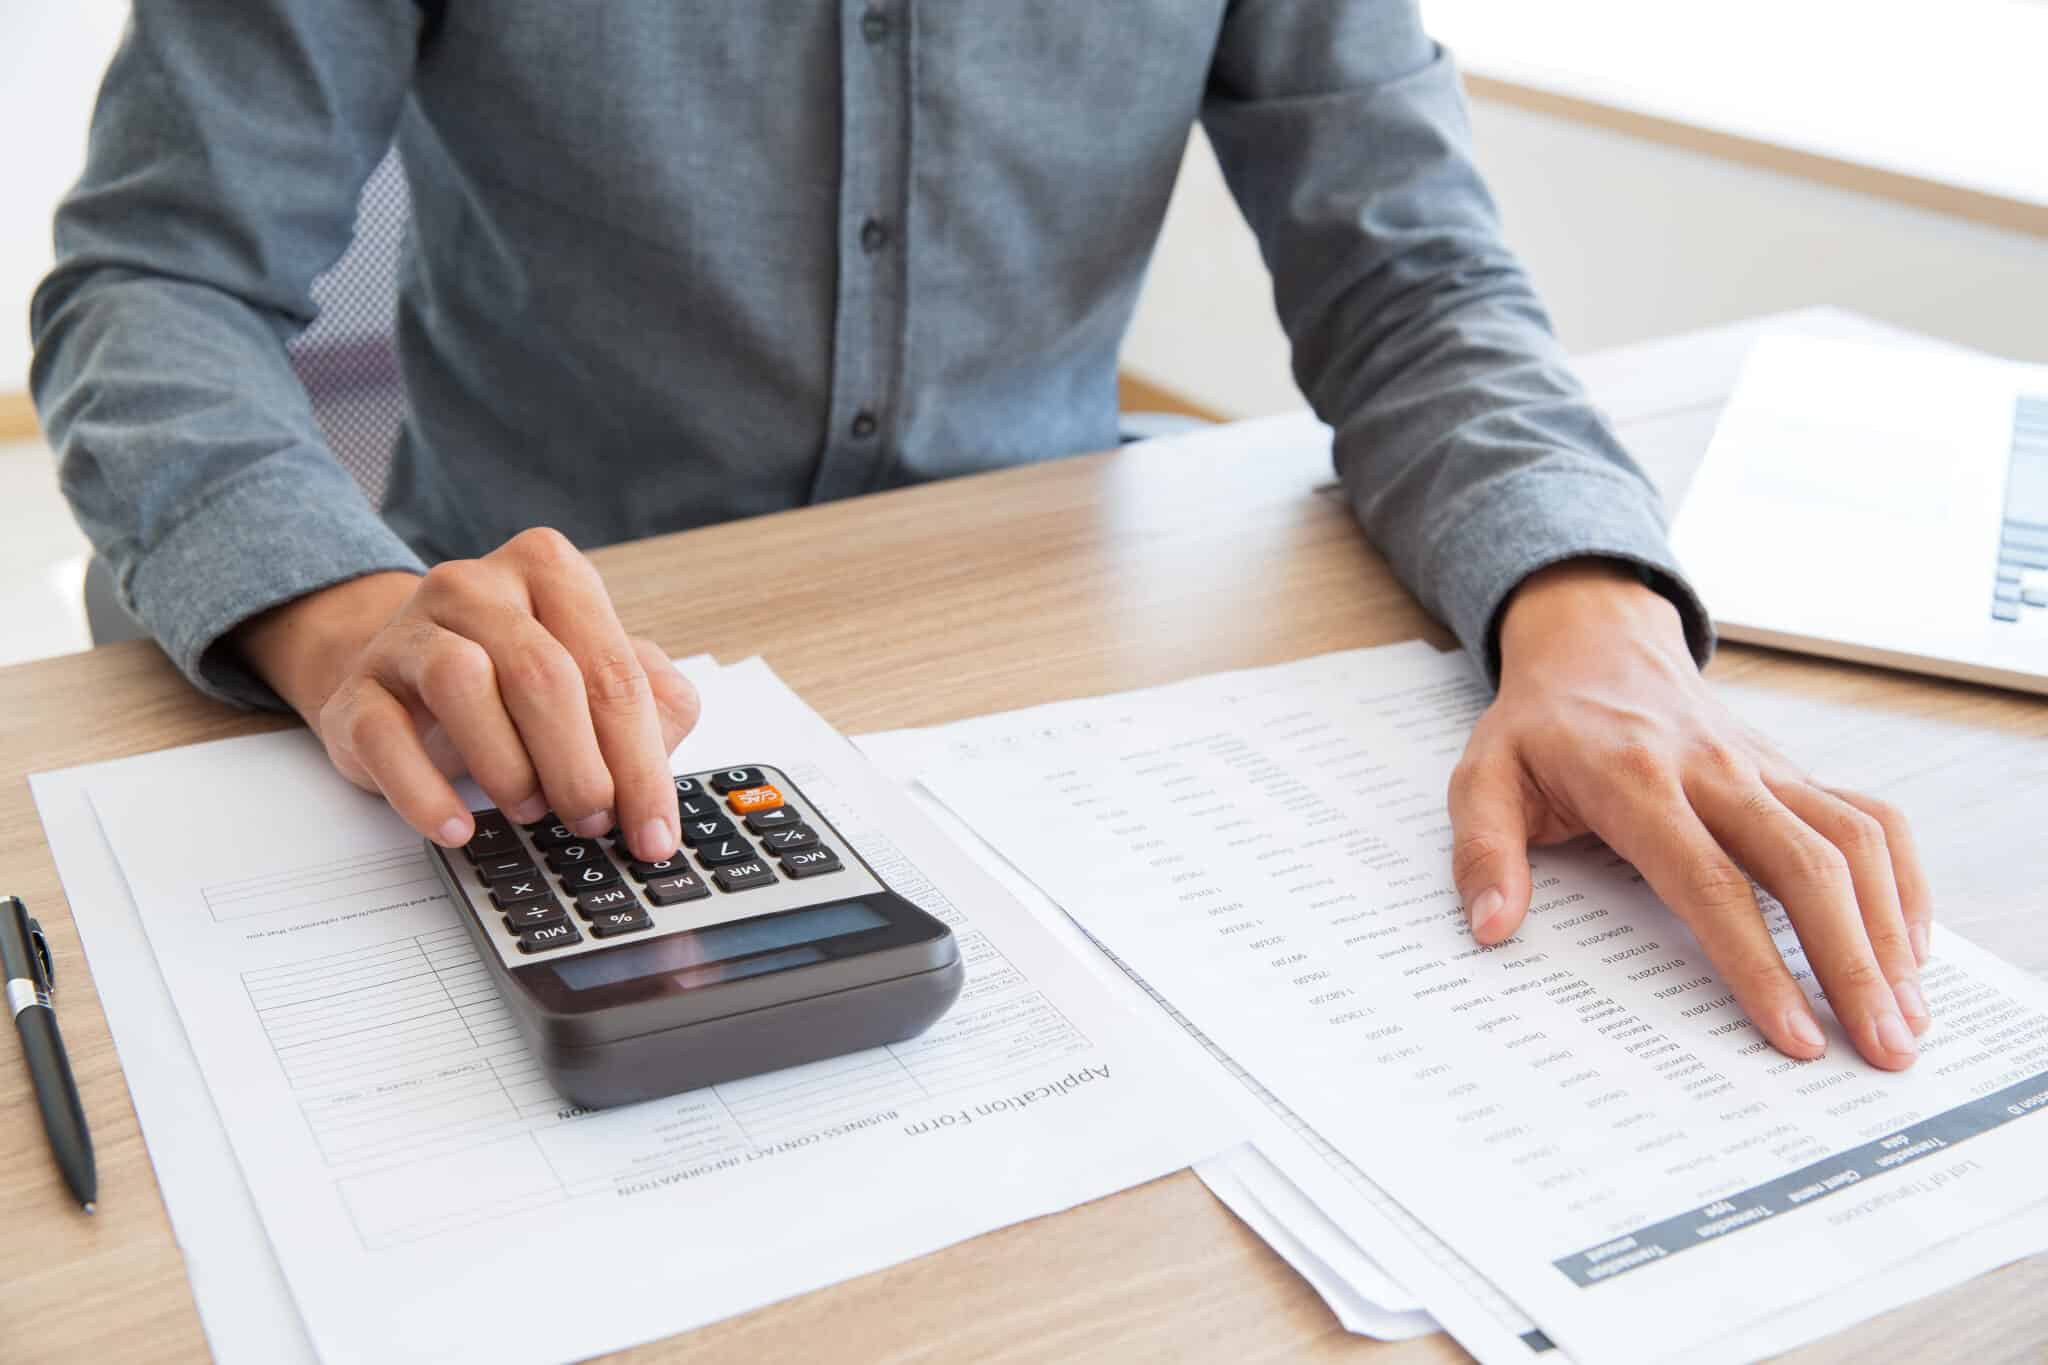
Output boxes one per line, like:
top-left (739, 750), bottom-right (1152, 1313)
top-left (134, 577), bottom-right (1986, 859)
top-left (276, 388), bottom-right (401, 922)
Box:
top-left (428, 765), bottom-right (962, 1107)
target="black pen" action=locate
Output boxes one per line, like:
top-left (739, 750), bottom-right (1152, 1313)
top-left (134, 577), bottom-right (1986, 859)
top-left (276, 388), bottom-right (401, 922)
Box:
top-left (3, 896), bottom-right (96, 1212)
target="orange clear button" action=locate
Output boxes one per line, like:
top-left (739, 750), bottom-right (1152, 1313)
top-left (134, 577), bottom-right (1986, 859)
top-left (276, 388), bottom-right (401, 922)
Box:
top-left (727, 785), bottom-right (785, 815)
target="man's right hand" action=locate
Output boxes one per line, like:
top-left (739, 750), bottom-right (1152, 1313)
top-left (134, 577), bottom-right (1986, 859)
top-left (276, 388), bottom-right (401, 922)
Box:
top-left (234, 527), bottom-right (700, 863)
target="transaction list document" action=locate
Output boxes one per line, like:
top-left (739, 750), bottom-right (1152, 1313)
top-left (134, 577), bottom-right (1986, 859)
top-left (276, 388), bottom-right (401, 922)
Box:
top-left (82, 658), bottom-right (1238, 1365)
top-left (919, 649), bottom-right (2048, 1365)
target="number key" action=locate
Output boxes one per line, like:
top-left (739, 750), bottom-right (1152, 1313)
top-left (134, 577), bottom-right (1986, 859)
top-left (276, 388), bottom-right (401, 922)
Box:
top-left (681, 816), bottom-right (737, 846)
top-left (695, 836), bottom-right (754, 867)
top-left (627, 854), bottom-right (692, 881)
top-left (710, 767), bottom-right (768, 793)
top-left (561, 860), bottom-right (622, 891)
top-left (530, 817), bottom-right (582, 849)
top-left (545, 840), bottom-right (605, 873)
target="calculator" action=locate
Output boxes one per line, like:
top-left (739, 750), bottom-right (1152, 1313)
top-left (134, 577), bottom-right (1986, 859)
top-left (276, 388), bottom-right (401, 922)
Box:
top-left (427, 765), bottom-right (962, 1107)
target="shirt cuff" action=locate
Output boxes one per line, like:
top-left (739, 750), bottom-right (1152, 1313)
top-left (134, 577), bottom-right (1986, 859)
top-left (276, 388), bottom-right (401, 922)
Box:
top-left (123, 458), bottom-right (426, 710)
top-left (1427, 464), bottom-right (1716, 687)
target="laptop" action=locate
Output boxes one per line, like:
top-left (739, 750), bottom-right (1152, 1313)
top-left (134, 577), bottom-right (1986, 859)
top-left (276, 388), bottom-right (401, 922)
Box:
top-left (1670, 333), bottom-right (2048, 695)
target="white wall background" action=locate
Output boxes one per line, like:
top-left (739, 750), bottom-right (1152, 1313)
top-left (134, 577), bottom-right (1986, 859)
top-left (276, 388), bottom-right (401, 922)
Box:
top-left (2, 1), bottom-right (127, 393)
top-left (1124, 104), bottom-right (2048, 419)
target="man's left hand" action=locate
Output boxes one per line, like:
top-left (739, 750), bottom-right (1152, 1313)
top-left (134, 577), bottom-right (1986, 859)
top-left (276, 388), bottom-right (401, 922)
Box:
top-left (1447, 560), bottom-right (1933, 1071)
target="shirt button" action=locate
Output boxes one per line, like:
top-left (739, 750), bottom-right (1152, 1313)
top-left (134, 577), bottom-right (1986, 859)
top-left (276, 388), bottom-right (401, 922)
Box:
top-left (861, 10), bottom-right (890, 43)
top-left (860, 218), bottom-right (891, 253)
top-left (851, 411), bottom-right (879, 439)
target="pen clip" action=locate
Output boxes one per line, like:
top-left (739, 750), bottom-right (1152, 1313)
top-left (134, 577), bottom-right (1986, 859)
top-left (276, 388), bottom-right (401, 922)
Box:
top-left (27, 919), bottom-right (54, 995)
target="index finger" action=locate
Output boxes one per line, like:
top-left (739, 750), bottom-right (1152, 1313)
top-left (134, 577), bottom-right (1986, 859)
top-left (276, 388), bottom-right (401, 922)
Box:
top-left (527, 558), bottom-right (678, 863)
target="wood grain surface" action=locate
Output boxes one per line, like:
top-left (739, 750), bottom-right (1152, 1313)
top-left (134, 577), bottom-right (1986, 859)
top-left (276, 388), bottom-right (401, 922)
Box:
top-left (2, 331), bottom-right (2044, 1361)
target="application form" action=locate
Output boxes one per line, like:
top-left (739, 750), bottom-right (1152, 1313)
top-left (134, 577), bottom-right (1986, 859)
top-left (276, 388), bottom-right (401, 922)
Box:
top-left (919, 648), bottom-right (2048, 1364)
top-left (70, 658), bottom-right (1237, 1365)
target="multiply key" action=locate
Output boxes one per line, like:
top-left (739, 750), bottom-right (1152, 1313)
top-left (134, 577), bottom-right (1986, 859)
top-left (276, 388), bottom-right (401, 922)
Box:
top-left (490, 877), bottom-right (550, 910)
top-left (576, 886), bottom-right (636, 917)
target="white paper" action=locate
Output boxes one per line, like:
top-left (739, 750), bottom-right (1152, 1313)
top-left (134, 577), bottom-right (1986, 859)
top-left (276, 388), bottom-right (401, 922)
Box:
top-left (859, 648), bottom-right (1559, 1362)
top-left (26, 653), bottom-right (724, 1364)
top-left (1197, 1149), bottom-right (1437, 1341)
top-left (918, 647), bottom-right (2048, 1365)
top-left (68, 657), bottom-right (1239, 1364)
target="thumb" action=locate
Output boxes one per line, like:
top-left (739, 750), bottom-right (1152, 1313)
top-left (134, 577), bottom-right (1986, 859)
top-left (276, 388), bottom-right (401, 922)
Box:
top-left (1447, 752), bottom-right (1536, 945)
top-left (631, 637), bottom-right (702, 755)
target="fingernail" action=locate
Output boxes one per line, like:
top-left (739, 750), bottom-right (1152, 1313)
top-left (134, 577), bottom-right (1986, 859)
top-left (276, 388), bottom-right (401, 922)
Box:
top-left (1909, 922), bottom-right (1930, 966)
top-left (1784, 1009), bottom-right (1827, 1054)
top-left (572, 812), bottom-right (612, 839)
top-left (1873, 1011), bottom-right (1919, 1060)
top-left (437, 815), bottom-right (471, 848)
top-left (637, 817), bottom-right (677, 861)
top-left (1467, 887), bottom-right (1505, 935)
top-left (507, 794), bottom-right (548, 825)
top-left (1894, 978), bottom-right (1930, 1031)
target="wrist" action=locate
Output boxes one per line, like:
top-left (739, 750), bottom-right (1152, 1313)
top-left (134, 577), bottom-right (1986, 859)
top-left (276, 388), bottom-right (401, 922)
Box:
top-left (233, 571), bottom-right (421, 718)
top-left (1497, 559), bottom-right (1691, 683)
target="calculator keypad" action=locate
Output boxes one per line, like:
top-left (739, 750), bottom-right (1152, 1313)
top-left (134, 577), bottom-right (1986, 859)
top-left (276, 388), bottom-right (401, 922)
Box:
top-left (440, 765), bottom-right (875, 963)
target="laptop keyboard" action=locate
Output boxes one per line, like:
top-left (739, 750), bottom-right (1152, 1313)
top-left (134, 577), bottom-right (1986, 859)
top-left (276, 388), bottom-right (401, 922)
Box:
top-left (1993, 395), bottom-right (2048, 622)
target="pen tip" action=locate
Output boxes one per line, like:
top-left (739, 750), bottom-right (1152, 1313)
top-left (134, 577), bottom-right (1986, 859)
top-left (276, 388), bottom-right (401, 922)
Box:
top-left (82, 1202), bottom-right (96, 1215)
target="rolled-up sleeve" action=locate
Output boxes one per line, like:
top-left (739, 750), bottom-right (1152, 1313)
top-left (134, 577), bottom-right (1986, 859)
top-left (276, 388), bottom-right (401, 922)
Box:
top-left (1202, 0), bottom-right (1713, 682)
top-left (29, 0), bottom-right (429, 708)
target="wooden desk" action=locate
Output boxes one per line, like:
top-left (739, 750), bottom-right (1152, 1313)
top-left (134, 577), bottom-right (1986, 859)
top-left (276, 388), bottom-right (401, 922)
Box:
top-left (3, 311), bottom-right (2044, 1361)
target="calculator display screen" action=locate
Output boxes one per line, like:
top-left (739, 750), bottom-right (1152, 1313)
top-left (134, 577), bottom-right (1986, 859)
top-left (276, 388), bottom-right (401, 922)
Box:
top-left (551, 902), bottom-right (889, 992)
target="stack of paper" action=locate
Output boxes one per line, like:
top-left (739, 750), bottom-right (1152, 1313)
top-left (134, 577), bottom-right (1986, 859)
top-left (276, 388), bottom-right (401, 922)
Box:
top-left (880, 641), bottom-right (2048, 1363)
top-left (31, 657), bottom-right (1241, 1364)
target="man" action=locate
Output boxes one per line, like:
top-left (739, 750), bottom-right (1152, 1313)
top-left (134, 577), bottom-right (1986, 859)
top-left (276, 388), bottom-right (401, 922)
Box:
top-left (31, 1), bottom-right (1931, 1072)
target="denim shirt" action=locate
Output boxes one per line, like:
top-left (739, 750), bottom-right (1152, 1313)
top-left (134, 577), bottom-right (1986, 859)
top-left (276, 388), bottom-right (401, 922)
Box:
top-left (30, 0), bottom-right (1710, 707)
